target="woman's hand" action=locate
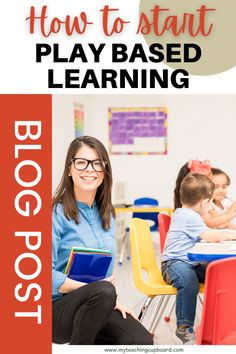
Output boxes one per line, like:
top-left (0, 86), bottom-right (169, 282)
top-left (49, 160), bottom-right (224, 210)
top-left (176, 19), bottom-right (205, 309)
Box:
top-left (114, 301), bottom-right (138, 320)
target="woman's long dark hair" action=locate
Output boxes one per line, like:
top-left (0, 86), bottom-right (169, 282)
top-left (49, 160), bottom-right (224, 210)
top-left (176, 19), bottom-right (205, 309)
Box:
top-left (52, 136), bottom-right (115, 230)
top-left (173, 162), bottom-right (190, 210)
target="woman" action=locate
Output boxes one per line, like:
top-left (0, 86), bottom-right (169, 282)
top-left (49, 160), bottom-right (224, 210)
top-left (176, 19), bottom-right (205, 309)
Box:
top-left (52, 136), bottom-right (153, 345)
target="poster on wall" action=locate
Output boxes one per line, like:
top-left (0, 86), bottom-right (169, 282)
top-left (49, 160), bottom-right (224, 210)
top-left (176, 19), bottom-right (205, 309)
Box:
top-left (109, 107), bottom-right (168, 155)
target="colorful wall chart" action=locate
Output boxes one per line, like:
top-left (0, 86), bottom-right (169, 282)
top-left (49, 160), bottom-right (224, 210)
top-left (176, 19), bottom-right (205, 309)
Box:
top-left (74, 103), bottom-right (84, 137)
top-left (108, 107), bottom-right (168, 155)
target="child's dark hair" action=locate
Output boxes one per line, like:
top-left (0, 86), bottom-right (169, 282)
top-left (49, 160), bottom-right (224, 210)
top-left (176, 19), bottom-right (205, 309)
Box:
top-left (211, 168), bottom-right (230, 185)
top-left (180, 173), bottom-right (215, 207)
top-left (174, 162), bottom-right (190, 210)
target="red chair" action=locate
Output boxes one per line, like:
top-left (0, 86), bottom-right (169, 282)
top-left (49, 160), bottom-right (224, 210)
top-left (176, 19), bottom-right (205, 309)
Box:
top-left (196, 257), bottom-right (236, 345)
top-left (158, 213), bottom-right (173, 322)
top-left (158, 213), bottom-right (171, 253)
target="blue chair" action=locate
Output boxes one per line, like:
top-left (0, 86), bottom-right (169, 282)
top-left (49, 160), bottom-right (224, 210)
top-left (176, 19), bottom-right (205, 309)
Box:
top-left (118, 197), bottom-right (159, 265)
top-left (132, 197), bottom-right (159, 232)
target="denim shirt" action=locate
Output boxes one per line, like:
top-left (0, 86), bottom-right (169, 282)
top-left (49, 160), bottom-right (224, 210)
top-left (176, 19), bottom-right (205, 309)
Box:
top-left (52, 201), bottom-right (116, 302)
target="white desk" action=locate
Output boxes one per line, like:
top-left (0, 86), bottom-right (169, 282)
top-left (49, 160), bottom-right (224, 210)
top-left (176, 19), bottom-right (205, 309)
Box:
top-left (188, 242), bottom-right (236, 262)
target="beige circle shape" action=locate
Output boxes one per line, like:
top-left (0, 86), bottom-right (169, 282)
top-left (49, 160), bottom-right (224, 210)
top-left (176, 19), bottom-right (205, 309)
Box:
top-left (139, 0), bottom-right (236, 75)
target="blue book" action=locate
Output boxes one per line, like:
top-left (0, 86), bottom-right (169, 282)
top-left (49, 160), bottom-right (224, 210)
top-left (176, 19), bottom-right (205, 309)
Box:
top-left (68, 252), bottom-right (112, 283)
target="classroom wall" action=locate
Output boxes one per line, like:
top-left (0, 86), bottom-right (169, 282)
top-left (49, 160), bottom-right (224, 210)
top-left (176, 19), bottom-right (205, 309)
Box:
top-left (52, 94), bottom-right (236, 206)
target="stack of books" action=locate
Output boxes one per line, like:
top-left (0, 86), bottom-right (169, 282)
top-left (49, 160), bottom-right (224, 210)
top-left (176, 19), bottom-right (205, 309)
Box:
top-left (65, 247), bottom-right (112, 283)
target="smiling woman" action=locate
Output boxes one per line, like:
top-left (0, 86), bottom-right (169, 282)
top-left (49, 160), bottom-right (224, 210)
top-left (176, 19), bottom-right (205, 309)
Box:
top-left (69, 146), bottom-right (106, 210)
top-left (53, 136), bottom-right (114, 229)
top-left (52, 136), bottom-right (153, 345)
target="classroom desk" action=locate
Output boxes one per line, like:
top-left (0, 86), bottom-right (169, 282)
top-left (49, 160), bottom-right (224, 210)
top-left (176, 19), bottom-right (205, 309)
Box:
top-left (114, 205), bottom-right (173, 215)
top-left (188, 242), bottom-right (236, 262)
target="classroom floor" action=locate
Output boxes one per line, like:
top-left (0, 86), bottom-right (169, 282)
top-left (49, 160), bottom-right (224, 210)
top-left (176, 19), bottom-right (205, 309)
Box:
top-left (115, 231), bottom-right (202, 345)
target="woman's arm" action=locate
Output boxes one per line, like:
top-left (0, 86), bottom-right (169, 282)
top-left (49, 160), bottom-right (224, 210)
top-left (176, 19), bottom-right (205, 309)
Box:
top-left (107, 272), bottom-right (137, 319)
top-left (60, 270), bottom-right (115, 294)
top-left (59, 277), bottom-right (86, 293)
top-left (52, 208), bottom-right (86, 296)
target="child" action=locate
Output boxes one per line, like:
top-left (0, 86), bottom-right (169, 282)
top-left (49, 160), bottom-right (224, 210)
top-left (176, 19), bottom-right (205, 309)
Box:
top-left (203, 168), bottom-right (236, 229)
top-left (161, 173), bottom-right (236, 345)
top-left (174, 159), bottom-right (212, 210)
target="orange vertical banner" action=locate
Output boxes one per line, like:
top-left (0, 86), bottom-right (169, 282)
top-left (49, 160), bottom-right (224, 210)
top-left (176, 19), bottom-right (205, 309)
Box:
top-left (0, 95), bottom-right (52, 353)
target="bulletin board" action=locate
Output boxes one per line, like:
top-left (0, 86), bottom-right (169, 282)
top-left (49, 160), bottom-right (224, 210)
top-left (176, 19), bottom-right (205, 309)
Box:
top-left (74, 103), bottom-right (84, 137)
top-left (108, 107), bottom-right (168, 155)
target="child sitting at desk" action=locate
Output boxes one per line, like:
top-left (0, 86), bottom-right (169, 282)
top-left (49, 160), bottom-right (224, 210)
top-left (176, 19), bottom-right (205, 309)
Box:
top-left (173, 159), bottom-right (212, 210)
top-left (161, 173), bottom-right (236, 345)
top-left (203, 168), bottom-right (236, 229)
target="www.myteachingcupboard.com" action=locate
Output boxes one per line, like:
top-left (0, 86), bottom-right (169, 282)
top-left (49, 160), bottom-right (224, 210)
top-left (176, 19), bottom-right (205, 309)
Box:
top-left (104, 346), bottom-right (185, 354)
